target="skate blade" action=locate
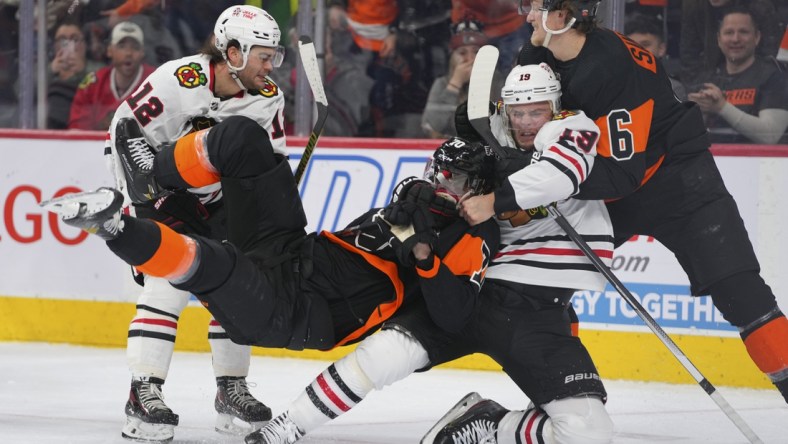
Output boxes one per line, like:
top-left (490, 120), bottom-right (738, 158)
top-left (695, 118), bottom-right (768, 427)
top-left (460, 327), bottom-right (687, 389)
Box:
top-left (39, 188), bottom-right (118, 219)
top-left (214, 412), bottom-right (268, 435)
top-left (420, 392), bottom-right (484, 444)
top-left (121, 415), bottom-right (175, 443)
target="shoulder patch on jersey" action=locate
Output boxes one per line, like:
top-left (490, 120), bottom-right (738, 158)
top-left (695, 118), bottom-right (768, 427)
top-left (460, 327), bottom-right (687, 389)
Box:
top-left (78, 72), bottom-right (97, 90)
top-left (174, 62), bottom-right (207, 89)
top-left (251, 77), bottom-right (279, 97)
top-left (552, 110), bottom-right (577, 120)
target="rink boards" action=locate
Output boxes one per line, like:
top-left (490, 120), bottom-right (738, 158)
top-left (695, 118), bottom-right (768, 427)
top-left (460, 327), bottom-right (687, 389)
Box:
top-left (1, 130), bottom-right (787, 389)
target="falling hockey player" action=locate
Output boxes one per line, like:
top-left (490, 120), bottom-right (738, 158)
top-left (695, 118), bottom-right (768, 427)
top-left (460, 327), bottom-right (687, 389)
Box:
top-left (42, 118), bottom-right (502, 441)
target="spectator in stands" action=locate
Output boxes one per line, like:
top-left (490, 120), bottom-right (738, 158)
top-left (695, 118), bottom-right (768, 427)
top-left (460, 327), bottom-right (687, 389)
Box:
top-left (68, 21), bottom-right (154, 130)
top-left (280, 18), bottom-right (374, 137)
top-left (680, 0), bottom-right (782, 84)
top-left (625, 13), bottom-right (687, 100)
top-left (451, 0), bottom-right (531, 71)
top-left (687, 7), bottom-right (788, 144)
top-left (48, 19), bottom-right (103, 129)
top-left (421, 19), bottom-right (503, 138)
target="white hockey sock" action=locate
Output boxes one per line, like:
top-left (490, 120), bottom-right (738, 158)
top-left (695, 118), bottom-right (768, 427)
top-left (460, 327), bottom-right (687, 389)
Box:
top-left (497, 408), bottom-right (553, 444)
top-left (207, 318), bottom-right (250, 378)
top-left (288, 352), bottom-right (374, 434)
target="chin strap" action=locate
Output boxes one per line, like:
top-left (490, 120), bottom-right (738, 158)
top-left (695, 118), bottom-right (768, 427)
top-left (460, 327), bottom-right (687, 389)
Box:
top-left (223, 52), bottom-right (249, 91)
top-left (541, 12), bottom-right (576, 48)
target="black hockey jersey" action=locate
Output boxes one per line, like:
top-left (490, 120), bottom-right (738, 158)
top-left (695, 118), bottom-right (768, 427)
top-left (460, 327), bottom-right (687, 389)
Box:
top-left (543, 29), bottom-right (710, 200)
top-left (307, 209), bottom-right (500, 348)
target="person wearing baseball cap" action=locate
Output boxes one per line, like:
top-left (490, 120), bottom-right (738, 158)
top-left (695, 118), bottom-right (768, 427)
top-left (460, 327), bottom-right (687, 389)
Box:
top-left (421, 19), bottom-right (503, 138)
top-left (68, 21), bottom-right (154, 130)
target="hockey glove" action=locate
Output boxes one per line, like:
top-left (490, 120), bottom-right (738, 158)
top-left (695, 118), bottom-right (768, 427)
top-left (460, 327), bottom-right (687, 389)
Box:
top-left (134, 190), bottom-right (211, 236)
top-left (391, 178), bottom-right (459, 229)
top-left (494, 148), bottom-right (535, 183)
top-left (454, 101), bottom-right (497, 144)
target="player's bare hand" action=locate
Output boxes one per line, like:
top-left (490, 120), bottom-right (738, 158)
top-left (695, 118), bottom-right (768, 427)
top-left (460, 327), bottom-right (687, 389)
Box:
top-left (459, 193), bottom-right (495, 226)
top-left (379, 32), bottom-right (397, 58)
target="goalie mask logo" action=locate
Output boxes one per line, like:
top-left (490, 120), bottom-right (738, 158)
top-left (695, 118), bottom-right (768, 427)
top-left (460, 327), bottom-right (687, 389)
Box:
top-left (174, 63), bottom-right (207, 89)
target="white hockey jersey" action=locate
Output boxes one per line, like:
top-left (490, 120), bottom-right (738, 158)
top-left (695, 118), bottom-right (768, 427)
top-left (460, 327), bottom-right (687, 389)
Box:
top-left (487, 110), bottom-right (614, 291)
top-left (107, 53), bottom-right (287, 205)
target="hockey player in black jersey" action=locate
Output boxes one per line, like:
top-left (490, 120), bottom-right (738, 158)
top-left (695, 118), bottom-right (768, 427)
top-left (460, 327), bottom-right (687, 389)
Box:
top-left (41, 118), bottom-right (499, 359)
top-left (511, 0), bottom-right (788, 403)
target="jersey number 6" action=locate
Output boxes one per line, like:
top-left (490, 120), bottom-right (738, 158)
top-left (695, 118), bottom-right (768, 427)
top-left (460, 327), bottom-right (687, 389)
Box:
top-left (126, 82), bottom-right (164, 126)
top-left (606, 109), bottom-right (634, 160)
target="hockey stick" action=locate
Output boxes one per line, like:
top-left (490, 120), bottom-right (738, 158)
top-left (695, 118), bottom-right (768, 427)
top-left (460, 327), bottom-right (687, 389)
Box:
top-left (294, 35), bottom-right (329, 185)
top-left (467, 45), bottom-right (506, 159)
top-left (467, 48), bottom-right (764, 444)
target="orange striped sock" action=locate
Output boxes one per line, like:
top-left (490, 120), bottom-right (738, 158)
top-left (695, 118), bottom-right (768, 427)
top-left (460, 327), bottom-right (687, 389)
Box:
top-left (743, 315), bottom-right (788, 381)
top-left (135, 222), bottom-right (198, 281)
top-left (173, 128), bottom-right (219, 187)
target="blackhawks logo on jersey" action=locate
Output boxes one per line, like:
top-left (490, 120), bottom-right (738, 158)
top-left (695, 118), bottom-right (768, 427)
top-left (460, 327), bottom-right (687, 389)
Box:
top-left (256, 78), bottom-right (279, 97)
top-left (552, 110), bottom-right (577, 121)
top-left (174, 63), bottom-right (207, 89)
top-left (78, 72), bottom-right (97, 90)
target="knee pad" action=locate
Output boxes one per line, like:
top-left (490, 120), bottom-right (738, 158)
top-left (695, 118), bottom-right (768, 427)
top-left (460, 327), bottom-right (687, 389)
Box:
top-left (541, 396), bottom-right (613, 444)
top-left (137, 276), bottom-right (192, 315)
top-left (353, 329), bottom-right (429, 390)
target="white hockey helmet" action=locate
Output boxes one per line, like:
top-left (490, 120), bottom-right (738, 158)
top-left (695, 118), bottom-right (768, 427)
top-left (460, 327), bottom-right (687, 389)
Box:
top-left (501, 63), bottom-right (561, 114)
top-left (214, 5), bottom-right (284, 72)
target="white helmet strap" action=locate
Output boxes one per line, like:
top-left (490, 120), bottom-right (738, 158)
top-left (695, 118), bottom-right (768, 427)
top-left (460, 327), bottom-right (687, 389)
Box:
top-left (223, 46), bottom-right (249, 90)
top-left (541, 10), bottom-right (576, 48)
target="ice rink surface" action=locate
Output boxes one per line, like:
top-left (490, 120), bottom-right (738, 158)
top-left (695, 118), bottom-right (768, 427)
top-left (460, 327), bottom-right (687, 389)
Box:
top-left (0, 342), bottom-right (785, 443)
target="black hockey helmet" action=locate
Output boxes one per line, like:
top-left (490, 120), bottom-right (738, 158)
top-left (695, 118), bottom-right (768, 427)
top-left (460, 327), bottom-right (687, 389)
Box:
top-left (425, 137), bottom-right (496, 199)
top-left (519, 0), bottom-right (602, 23)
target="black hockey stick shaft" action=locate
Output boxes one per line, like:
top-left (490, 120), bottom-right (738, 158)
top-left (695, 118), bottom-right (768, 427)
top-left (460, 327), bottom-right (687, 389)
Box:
top-left (294, 36), bottom-right (329, 185)
top-left (546, 207), bottom-right (762, 444)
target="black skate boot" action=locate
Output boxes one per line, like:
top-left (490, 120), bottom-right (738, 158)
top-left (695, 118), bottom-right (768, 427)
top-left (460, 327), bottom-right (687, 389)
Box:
top-left (122, 376), bottom-right (179, 443)
top-left (39, 187), bottom-right (124, 240)
top-left (215, 376), bottom-right (273, 435)
top-left (244, 412), bottom-right (304, 444)
top-left (422, 393), bottom-right (507, 444)
top-left (115, 117), bottom-right (165, 203)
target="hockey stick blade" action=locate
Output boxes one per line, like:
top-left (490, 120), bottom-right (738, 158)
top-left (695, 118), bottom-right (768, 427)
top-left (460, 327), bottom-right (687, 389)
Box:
top-left (467, 45), bottom-right (507, 158)
top-left (546, 205), bottom-right (763, 444)
top-left (294, 36), bottom-right (329, 185)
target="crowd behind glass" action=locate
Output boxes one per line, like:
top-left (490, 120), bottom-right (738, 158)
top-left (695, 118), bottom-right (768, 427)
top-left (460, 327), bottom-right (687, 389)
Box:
top-left (0, 0), bottom-right (785, 144)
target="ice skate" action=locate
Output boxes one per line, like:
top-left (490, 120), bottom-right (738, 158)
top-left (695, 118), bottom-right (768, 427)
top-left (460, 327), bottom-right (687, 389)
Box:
top-left (121, 376), bottom-right (179, 443)
top-left (244, 412), bottom-right (304, 444)
top-left (115, 117), bottom-right (165, 203)
top-left (39, 187), bottom-right (124, 240)
top-left (215, 376), bottom-right (272, 435)
top-left (422, 393), bottom-right (506, 444)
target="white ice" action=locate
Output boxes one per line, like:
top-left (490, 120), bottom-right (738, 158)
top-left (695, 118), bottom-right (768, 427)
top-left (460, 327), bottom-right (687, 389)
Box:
top-left (0, 342), bottom-right (784, 443)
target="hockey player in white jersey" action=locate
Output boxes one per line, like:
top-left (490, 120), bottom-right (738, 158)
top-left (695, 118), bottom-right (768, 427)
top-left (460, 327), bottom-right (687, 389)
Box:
top-left (107, 5), bottom-right (287, 442)
top-left (247, 63), bottom-right (614, 444)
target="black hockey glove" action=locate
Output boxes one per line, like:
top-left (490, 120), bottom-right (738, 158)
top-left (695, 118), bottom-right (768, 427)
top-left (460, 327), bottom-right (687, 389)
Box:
top-left (382, 200), bottom-right (438, 267)
top-left (134, 190), bottom-right (211, 236)
top-left (454, 101), bottom-right (497, 144)
top-left (391, 178), bottom-right (459, 229)
top-left (494, 147), bottom-right (535, 183)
